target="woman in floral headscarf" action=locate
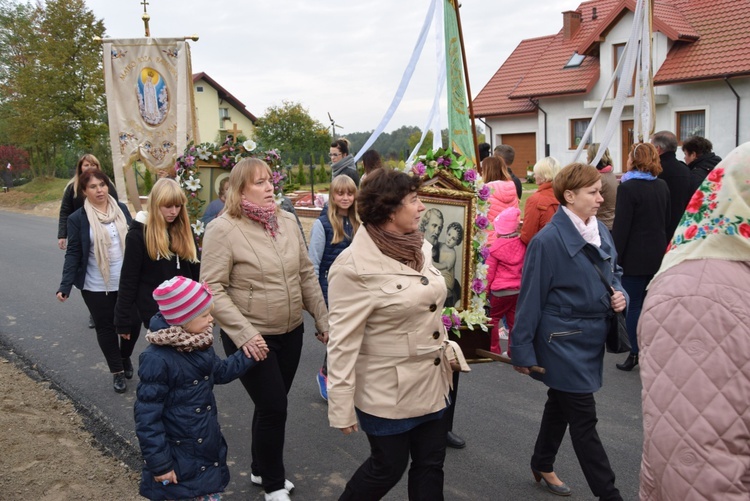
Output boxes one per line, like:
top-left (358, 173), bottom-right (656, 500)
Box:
top-left (638, 142), bottom-right (750, 500)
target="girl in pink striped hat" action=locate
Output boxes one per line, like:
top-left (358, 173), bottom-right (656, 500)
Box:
top-left (134, 276), bottom-right (268, 501)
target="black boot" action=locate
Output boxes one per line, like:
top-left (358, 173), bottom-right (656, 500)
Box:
top-left (616, 353), bottom-right (638, 371)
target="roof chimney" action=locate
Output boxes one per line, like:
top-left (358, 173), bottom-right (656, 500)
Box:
top-left (563, 10), bottom-right (582, 40)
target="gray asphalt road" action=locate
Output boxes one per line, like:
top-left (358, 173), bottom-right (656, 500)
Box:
top-left (0, 210), bottom-right (643, 500)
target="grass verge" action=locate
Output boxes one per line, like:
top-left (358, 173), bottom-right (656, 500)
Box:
top-left (0, 177), bottom-right (67, 209)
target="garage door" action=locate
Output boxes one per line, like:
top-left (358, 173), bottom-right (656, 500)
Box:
top-left (499, 133), bottom-right (536, 180)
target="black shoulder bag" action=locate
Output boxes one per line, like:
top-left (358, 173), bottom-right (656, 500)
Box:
top-left (581, 246), bottom-right (631, 354)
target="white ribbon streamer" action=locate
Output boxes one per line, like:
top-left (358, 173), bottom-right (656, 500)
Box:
top-left (573, 0), bottom-right (648, 169)
top-left (406, 4), bottom-right (446, 168)
top-left (354, 0), bottom-right (437, 163)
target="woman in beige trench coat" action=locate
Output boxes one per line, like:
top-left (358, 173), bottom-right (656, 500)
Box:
top-left (326, 168), bottom-right (469, 501)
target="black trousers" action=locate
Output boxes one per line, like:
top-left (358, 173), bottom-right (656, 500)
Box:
top-left (81, 290), bottom-right (141, 373)
top-left (531, 388), bottom-right (622, 501)
top-left (444, 371), bottom-right (460, 431)
top-left (221, 324), bottom-right (303, 493)
top-left (340, 416), bottom-right (448, 501)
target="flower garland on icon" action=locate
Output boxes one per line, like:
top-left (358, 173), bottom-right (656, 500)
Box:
top-left (174, 137), bottom-right (286, 249)
top-left (411, 148), bottom-right (491, 336)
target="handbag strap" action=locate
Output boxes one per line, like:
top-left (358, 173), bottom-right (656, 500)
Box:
top-left (580, 245), bottom-right (615, 297)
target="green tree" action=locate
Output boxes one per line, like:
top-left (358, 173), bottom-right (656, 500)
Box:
top-left (407, 130), bottom-right (435, 157)
top-left (0, 0), bottom-right (106, 178)
top-left (296, 159), bottom-right (306, 185)
top-left (254, 101), bottom-right (330, 163)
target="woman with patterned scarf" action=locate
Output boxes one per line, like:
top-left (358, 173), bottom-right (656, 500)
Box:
top-left (638, 142), bottom-right (750, 500)
top-left (200, 158), bottom-right (329, 501)
top-left (326, 168), bottom-right (469, 501)
top-left (56, 169), bottom-right (141, 394)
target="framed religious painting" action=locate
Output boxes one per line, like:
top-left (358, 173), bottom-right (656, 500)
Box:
top-left (419, 169), bottom-right (478, 311)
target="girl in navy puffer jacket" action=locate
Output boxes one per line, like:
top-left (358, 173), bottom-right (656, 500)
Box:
top-left (134, 277), bottom-right (267, 500)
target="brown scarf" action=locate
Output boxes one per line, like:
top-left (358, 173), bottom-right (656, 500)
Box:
top-left (241, 198), bottom-right (279, 238)
top-left (367, 224), bottom-right (425, 271)
top-left (145, 323), bottom-right (214, 352)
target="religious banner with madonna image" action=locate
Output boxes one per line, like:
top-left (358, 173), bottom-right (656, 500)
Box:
top-left (102, 37), bottom-right (197, 204)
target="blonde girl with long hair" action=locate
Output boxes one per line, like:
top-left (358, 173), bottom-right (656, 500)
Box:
top-left (114, 178), bottom-right (200, 367)
top-left (308, 175), bottom-right (360, 401)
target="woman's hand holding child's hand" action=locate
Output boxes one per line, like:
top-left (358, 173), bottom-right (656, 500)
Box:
top-left (242, 335), bottom-right (269, 361)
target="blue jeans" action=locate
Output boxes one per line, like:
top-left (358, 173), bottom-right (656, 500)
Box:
top-left (620, 275), bottom-right (653, 355)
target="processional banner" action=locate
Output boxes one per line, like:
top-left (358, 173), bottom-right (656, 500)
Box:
top-left (444, 0), bottom-right (476, 167)
top-left (102, 38), bottom-right (197, 203)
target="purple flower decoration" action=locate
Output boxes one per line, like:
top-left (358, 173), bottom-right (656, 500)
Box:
top-left (436, 156), bottom-right (446, 166)
top-left (272, 171), bottom-right (283, 184)
top-left (479, 246), bottom-right (490, 261)
top-left (475, 214), bottom-right (490, 229)
top-left (412, 162), bottom-right (426, 176)
top-left (221, 155), bottom-right (231, 167)
top-left (442, 315), bottom-right (453, 330)
top-left (478, 185), bottom-right (491, 201)
top-left (451, 312), bottom-right (461, 326)
top-left (443, 157), bottom-right (452, 167)
top-left (184, 155), bottom-right (195, 167)
top-left (471, 278), bottom-right (484, 294)
top-left (463, 169), bottom-right (477, 182)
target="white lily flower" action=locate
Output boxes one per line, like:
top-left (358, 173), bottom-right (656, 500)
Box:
top-left (243, 139), bottom-right (257, 152)
top-left (274, 193), bottom-right (284, 205)
top-left (196, 147), bottom-right (211, 161)
top-left (191, 220), bottom-right (205, 236)
top-left (184, 176), bottom-right (202, 192)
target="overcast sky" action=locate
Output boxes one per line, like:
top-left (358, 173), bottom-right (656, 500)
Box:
top-left (86, 0), bottom-right (572, 134)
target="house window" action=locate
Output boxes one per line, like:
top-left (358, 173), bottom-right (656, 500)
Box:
top-left (676, 110), bottom-right (705, 143)
top-left (570, 119), bottom-right (591, 149)
top-left (219, 108), bottom-right (230, 129)
top-left (196, 86), bottom-right (204, 92)
top-left (613, 43), bottom-right (634, 98)
top-left (564, 52), bottom-right (585, 68)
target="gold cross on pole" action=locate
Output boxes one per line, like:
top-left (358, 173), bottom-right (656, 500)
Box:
top-left (141, 0), bottom-right (151, 37)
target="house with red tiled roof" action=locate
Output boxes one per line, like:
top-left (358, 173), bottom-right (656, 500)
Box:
top-left (192, 72), bottom-right (257, 146)
top-left (473, 0), bottom-right (750, 176)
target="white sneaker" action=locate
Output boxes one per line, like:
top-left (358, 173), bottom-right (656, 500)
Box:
top-left (265, 489), bottom-right (291, 501)
top-left (252, 473), bottom-right (295, 494)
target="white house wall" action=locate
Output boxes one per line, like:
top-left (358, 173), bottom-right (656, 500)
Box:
top-left (481, 11), bottom-right (750, 172)
top-left (486, 115), bottom-right (538, 147)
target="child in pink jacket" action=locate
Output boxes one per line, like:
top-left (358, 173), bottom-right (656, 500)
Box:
top-left (486, 207), bottom-right (526, 355)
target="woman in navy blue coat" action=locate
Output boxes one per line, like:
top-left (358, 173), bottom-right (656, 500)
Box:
top-left (512, 163), bottom-right (628, 501)
top-left (56, 169), bottom-right (141, 393)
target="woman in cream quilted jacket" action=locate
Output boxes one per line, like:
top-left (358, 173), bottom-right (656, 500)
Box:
top-left (638, 142), bottom-right (750, 500)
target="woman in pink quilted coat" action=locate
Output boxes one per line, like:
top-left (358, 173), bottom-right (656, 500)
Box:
top-left (482, 156), bottom-right (519, 245)
top-left (639, 141), bottom-right (750, 500)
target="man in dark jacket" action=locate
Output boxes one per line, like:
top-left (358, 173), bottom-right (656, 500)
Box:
top-left (493, 144), bottom-right (523, 199)
top-left (650, 131), bottom-right (692, 240)
top-left (682, 135), bottom-right (722, 192)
